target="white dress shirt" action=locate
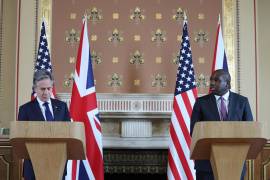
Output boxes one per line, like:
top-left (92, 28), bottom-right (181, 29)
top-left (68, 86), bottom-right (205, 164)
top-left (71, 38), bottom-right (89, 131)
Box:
top-left (36, 97), bottom-right (54, 121)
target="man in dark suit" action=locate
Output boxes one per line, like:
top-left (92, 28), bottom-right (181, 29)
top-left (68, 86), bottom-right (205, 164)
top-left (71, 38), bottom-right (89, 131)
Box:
top-left (18, 70), bottom-right (70, 180)
top-left (190, 69), bottom-right (253, 180)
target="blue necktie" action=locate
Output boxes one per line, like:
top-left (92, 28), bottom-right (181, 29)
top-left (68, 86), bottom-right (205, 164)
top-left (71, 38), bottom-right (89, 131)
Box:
top-left (220, 97), bottom-right (228, 121)
top-left (43, 102), bottom-right (54, 121)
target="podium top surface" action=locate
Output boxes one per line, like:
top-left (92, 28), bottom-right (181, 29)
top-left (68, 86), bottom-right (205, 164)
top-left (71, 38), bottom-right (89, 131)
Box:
top-left (190, 121), bottom-right (267, 160)
top-left (9, 121), bottom-right (86, 160)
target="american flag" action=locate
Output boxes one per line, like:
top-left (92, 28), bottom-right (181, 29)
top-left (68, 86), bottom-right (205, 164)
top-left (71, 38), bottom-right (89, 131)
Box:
top-left (211, 16), bottom-right (228, 72)
top-left (32, 19), bottom-right (55, 99)
top-left (68, 18), bottom-right (104, 180)
top-left (167, 19), bottom-right (197, 180)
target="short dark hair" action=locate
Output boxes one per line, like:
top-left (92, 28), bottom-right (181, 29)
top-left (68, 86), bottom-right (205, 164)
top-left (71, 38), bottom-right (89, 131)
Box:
top-left (33, 70), bottom-right (54, 88)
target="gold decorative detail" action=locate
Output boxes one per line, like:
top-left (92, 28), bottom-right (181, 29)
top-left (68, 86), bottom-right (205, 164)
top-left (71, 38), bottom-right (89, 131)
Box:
top-left (108, 73), bottom-right (122, 88)
top-left (177, 35), bottom-right (182, 42)
top-left (134, 80), bottom-right (140, 86)
top-left (194, 30), bottom-right (209, 47)
top-left (130, 7), bottom-right (145, 23)
top-left (91, 35), bottom-right (97, 41)
top-left (91, 51), bottom-right (102, 64)
top-left (172, 7), bottom-right (184, 21)
top-left (172, 52), bottom-right (180, 64)
top-left (113, 13), bottom-right (119, 19)
top-left (155, 57), bottom-right (162, 64)
top-left (196, 73), bottom-right (209, 88)
top-left (262, 152), bottom-right (270, 179)
top-left (151, 29), bottom-right (166, 45)
top-left (130, 50), bottom-right (144, 65)
top-left (134, 35), bottom-right (141, 41)
top-left (65, 29), bottom-right (80, 45)
top-left (63, 73), bottom-right (74, 88)
top-left (224, 0), bottom-right (236, 90)
top-left (40, 0), bottom-right (52, 49)
top-left (155, 13), bottom-right (162, 20)
top-left (108, 28), bottom-right (124, 44)
top-left (112, 57), bottom-right (119, 64)
top-left (70, 13), bottom-right (77, 19)
top-left (86, 7), bottom-right (103, 23)
top-left (198, 57), bottom-right (205, 64)
top-left (198, 13), bottom-right (205, 20)
top-left (152, 74), bottom-right (166, 87)
top-left (69, 57), bottom-right (76, 64)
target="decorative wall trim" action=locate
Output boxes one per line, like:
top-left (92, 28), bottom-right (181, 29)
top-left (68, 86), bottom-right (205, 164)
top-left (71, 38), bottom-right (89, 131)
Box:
top-left (104, 149), bottom-right (168, 174)
top-left (0, 156), bottom-right (10, 180)
top-left (236, 0), bottom-right (241, 93)
top-left (224, 0), bottom-right (237, 91)
top-left (58, 93), bottom-right (174, 118)
top-left (103, 137), bottom-right (169, 149)
top-left (121, 120), bottom-right (152, 138)
top-left (0, 0), bottom-right (3, 120)
top-left (34, 0), bottom-right (38, 62)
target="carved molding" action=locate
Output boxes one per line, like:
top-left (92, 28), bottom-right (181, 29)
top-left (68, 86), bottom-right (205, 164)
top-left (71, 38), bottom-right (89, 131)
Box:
top-left (104, 149), bottom-right (168, 174)
top-left (121, 120), bottom-right (152, 138)
top-left (57, 93), bottom-right (174, 118)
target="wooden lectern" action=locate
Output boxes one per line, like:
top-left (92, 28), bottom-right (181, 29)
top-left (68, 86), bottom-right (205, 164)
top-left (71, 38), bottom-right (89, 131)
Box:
top-left (190, 121), bottom-right (267, 180)
top-left (10, 121), bottom-right (86, 180)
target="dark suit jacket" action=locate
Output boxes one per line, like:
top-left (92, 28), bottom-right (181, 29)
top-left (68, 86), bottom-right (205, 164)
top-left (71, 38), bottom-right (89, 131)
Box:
top-left (18, 98), bottom-right (71, 180)
top-left (190, 91), bottom-right (253, 172)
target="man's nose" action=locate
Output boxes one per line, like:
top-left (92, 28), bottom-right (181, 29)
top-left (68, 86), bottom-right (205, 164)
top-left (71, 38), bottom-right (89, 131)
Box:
top-left (44, 89), bottom-right (49, 94)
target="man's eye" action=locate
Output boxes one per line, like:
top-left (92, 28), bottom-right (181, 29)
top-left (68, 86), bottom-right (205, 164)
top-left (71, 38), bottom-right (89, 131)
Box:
top-left (40, 88), bottom-right (52, 91)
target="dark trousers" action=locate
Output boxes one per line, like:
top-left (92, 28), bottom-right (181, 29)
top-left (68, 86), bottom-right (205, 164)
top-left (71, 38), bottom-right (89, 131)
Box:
top-left (196, 171), bottom-right (214, 180)
top-left (196, 164), bottom-right (246, 180)
top-left (23, 160), bottom-right (67, 180)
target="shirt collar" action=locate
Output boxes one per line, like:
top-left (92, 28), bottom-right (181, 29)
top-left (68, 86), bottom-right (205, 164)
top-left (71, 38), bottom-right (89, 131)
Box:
top-left (36, 97), bottom-right (52, 106)
top-left (214, 90), bottom-right (230, 101)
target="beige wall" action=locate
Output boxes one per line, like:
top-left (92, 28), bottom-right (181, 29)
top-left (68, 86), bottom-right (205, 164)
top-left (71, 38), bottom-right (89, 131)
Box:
top-left (0, 0), bottom-right (17, 128)
top-left (237, 0), bottom-right (257, 120)
top-left (257, 0), bottom-right (270, 138)
top-left (17, 0), bottom-right (37, 108)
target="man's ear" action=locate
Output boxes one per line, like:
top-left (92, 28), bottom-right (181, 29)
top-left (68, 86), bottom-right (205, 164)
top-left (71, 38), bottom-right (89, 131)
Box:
top-left (226, 81), bottom-right (231, 89)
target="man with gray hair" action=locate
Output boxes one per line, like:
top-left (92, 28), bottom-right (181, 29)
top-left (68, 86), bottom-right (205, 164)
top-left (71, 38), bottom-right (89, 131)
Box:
top-left (18, 69), bottom-right (70, 180)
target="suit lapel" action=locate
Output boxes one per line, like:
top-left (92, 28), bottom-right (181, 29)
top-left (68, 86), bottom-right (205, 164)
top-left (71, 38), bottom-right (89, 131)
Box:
top-left (227, 92), bottom-right (235, 120)
top-left (51, 99), bottom-right (59, 120)
top-left (209, 94), bottom-right (221, 120)
top-left (33, 99), bottom-right (45, 121)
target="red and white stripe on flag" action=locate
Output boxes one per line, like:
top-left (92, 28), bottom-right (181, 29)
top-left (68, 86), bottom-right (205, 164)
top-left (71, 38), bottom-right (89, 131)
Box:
top-left (67, 17), bottom-right (104, 180)
top-left (167, 19), bottom-right (197, 180)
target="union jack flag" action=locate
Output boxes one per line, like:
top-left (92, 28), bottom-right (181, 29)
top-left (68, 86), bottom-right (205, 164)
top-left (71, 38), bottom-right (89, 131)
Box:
top-left (167, 18), bottom-right (197, 180)
top-left (32, 19), bottom-right (55, 99)
top-left (211, 16), bottom-right (228, 72)
top-left (67, 18), bottom-right (104, 180)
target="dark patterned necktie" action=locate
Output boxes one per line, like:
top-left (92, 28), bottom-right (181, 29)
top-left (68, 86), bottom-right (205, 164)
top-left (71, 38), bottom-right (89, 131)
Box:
top-left (220, 97), bottom-right (228, 121)
top-left (43, 102), bottom-right (54, 121)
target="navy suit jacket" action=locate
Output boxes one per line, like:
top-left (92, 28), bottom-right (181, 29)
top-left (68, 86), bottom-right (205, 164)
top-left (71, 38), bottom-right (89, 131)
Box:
top-left (18, 98), bottom-right (71, 180)
top-left (190, 91), bottom-right (253, 172)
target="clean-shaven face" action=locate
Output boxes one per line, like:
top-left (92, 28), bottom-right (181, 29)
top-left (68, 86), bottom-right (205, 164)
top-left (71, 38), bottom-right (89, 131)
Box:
top-left (34, 78), bottom-right (53, 102)
top-left (209, 71), bottom-right (229, 96)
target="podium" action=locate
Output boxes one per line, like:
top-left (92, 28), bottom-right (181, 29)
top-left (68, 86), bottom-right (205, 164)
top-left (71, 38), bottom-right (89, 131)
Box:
top-left (190, 121), bottom-right (267, 180)
top-left (10, 121), bottom-right (86, 180)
